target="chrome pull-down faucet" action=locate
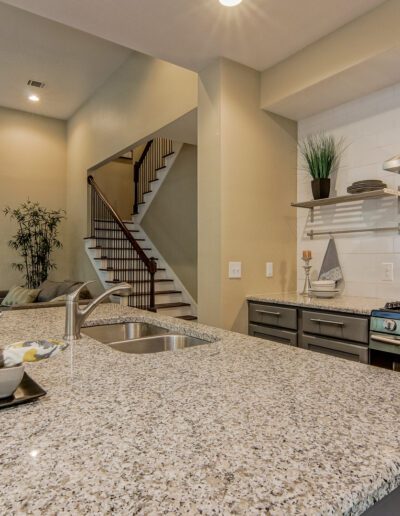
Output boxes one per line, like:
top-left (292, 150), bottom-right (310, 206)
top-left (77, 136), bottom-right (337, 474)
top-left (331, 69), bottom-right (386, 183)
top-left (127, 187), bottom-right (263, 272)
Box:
top-left (64, 281), bottom-right (132, 341)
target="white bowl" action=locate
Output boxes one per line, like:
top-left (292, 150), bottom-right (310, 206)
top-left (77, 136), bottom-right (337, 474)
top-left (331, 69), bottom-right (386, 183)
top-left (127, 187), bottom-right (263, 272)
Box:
top-left (311, 280), bottom-right (335, 287)
top-left (0, 365), bottom-right (24, 399)
top-left (311, 281), bottom-right (336, 291)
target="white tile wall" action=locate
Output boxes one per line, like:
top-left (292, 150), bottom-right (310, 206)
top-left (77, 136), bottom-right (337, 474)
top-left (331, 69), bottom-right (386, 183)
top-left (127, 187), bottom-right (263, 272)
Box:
top-left (297, 83), bottom-right (400, 300)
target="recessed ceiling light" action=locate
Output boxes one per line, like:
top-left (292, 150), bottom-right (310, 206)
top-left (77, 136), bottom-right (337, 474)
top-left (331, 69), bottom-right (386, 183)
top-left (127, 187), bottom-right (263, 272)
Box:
top-left (28, 94), bottom-right (40, 102)
top-left (219, 0), bottom-right (242, 6)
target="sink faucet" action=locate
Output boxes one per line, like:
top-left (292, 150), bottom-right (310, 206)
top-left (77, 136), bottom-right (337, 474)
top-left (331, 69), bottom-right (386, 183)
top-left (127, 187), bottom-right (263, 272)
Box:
top-left (64, 281), bottom-right (133, 341)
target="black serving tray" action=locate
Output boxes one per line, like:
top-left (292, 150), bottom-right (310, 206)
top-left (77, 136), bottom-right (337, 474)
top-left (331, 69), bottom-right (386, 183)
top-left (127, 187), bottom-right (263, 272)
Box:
top-left (0, 373), bottom-right (46, 410)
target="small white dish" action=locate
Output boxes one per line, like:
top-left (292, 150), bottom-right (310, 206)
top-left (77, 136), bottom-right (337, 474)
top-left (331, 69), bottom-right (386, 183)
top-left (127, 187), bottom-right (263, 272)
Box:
top-left (0, 364), bottom-right (24, 399)
top-left (310, 290), bottom-right (339, 299)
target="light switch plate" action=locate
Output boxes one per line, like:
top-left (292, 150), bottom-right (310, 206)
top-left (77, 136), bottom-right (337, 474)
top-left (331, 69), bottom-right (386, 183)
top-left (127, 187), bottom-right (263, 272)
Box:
top-left (382, 262), bottom-right (394, 282)
top-left (229, 261), bottom-right (242, 279)
top-left (266, 262), bottom-right (273, 278)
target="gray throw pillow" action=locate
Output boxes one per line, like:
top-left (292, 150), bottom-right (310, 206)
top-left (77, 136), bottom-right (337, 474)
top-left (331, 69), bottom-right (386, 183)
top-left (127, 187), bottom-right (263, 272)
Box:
top-left (37, 280), bottom-right (62, 302)
top-left (58, 280), bottom-right (82, 296)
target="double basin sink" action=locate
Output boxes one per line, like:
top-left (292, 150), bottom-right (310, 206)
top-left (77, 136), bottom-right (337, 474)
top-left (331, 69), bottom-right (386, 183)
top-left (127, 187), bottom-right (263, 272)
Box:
top-left (82, 322), bottom-right (210, 354)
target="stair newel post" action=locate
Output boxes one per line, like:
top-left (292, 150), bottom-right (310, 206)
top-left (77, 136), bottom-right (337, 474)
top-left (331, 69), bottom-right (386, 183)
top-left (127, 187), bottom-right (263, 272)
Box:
top-left (149, 257), bottom-right (157, 312)
top-left (133, 161), bottom-right (140, 215)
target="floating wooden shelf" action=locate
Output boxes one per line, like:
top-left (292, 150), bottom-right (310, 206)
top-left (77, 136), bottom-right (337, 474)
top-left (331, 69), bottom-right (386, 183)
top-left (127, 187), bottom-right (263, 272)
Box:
top-left (291, 188), bottom-right (400, 209)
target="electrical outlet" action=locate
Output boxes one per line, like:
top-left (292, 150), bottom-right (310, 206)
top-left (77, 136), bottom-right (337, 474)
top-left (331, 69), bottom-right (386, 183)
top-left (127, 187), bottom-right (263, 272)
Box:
top-left (228, 261), bottom-right (242, 279)
top-left (266, 262), bottom-right (273, 278)
top-left (382, 262), bottom-right (394, 282)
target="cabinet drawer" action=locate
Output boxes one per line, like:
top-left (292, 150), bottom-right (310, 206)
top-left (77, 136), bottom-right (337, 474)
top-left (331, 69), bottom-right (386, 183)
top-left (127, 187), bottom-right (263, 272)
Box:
top-left (301, 334), bottom-right (368, 363)
top-left (249, 324), bottom-right (297, 347)
top-left (249, 303), bottom-right (297, 330)
top-left (302, 310), bottom-right (368, 344)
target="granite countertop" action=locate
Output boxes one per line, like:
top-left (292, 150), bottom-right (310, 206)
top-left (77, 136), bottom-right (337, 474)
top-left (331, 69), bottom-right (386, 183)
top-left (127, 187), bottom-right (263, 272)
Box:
top-left (247, 292), bottom-right (387, 315)
top-left (1, 304), bottom-right (400, 515)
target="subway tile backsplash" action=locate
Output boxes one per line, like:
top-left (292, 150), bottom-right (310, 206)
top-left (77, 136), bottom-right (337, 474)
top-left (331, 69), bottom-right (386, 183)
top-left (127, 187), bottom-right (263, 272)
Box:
top-left (297, 83), bottom-right (400, 300)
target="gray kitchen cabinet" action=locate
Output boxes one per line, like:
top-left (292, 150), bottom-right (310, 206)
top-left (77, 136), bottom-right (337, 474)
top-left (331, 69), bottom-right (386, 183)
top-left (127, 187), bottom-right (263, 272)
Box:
top-left (249, 323), bottom-right (297, 346)
top-left (302, 310), bottom-right (368, 344)
top-left (248, 302), bottom-right (298, 347)
top-left (248, 302), bottom-right (297, 330)
top-left (248, 301), bottom-right (370, 363)
top-left (300, 333), bottom-right (369, 363)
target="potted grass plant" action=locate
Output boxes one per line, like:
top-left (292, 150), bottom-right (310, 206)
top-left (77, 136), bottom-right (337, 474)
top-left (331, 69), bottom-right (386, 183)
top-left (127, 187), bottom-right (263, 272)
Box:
top-left (299, 134), bottom-right (344, 200)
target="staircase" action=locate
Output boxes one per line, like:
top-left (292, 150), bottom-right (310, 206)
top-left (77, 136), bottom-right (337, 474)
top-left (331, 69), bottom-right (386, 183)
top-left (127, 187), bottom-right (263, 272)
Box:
top-left (86, 138), bottom-right (197, 320)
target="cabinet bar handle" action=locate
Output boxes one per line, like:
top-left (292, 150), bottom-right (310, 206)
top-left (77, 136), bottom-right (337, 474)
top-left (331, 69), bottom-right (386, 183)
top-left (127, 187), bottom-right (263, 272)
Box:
top-left (256, 310), bottom-right (281, 316)
top-left (310, 318), bottom-right (344, 327)
top-left (370, 334), bottom-right (400, 346)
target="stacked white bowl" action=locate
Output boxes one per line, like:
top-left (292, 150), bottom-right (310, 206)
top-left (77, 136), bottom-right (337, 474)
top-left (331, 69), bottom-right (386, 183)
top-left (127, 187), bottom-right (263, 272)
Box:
top-left (310, 280), bottom-right (339, 298)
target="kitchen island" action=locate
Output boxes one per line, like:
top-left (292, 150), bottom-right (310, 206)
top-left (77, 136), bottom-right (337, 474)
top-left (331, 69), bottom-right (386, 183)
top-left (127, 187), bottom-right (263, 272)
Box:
top-left (1, 304), bottom-right (400, 515)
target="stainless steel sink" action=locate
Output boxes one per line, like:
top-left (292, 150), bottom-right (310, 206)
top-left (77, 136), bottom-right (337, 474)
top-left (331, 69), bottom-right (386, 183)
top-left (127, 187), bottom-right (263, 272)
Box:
top-left (109, 334), bottom-right (210, 354)
top-left (81, 322), bottom-right (170, 344)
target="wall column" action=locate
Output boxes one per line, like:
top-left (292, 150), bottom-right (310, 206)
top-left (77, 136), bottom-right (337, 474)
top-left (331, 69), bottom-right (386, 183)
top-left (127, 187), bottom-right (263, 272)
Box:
top-left (198, 58), bottom-right (298, 333)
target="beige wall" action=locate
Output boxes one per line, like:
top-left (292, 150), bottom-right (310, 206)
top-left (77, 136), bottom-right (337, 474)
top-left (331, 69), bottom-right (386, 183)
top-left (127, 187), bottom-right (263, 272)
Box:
top-left (261, 0), bottom-right (400, 116)
top-left (66, 52), bottom-right (198, 294)
top-left (93, 160), bottom-right (133, 220)
top-left (142, 144), bottom-right (198, 300)
top-left (198, 59), bottom-right (297, 333)
top-left (0, 106), bottom-right (67, 288)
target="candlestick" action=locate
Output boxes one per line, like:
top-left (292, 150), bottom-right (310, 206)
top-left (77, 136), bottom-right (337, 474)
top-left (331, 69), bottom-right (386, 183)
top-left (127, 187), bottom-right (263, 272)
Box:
top-left (301, 255), bottom-right (312, 296)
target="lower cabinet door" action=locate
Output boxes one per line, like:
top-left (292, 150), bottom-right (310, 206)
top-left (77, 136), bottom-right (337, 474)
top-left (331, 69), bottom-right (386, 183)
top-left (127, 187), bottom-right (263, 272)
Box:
top-left (249, 324), bottom-right (297, 347)
top-left (301, 333), bottom-right (368, 363)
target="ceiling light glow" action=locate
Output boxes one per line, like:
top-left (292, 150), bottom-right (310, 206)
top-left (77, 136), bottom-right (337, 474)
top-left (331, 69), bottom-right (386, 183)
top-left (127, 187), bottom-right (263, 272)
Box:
top-left (219, 0), bottom-right (242, 6)
top-left (28, 94), bottom-right (40, 102)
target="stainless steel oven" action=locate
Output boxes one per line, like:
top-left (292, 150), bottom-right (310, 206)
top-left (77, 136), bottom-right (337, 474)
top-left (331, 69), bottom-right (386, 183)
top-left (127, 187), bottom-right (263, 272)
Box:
top-left (370, 308), bottom-right (400, 371)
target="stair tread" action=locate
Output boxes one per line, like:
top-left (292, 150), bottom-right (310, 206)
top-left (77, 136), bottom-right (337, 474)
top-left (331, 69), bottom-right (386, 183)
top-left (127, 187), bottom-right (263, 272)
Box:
top-left (162, 151), bottom-right (175, 158)
top-left (155, 165), bottom-right (166, 171)
top-left (92, 238), bottom-right (143, 241)
top-left (106, 272), bottom-right (166, 282)
top-left (99, 261), bottom-right (159, 270)
top-left (93, 219), bottom-right (134, 224)
top-left (93, 252), bottom-right (152, 260)
top-left (94, 228), bottom-right (139, 232)
top-left (176, 315), bottom-right (198, 321)
top-left (89, 242), bottom-right (145, 249)
top-left (131, 290), bottom-right (182, 296)
top-left (104, 278), bottom-right (172, 284)
top-left (156, 302), bottom-right (191, 309)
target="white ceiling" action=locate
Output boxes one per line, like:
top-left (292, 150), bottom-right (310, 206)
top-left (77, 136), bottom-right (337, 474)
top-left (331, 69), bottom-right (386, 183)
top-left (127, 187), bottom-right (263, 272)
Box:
top-left (0, 2), bottom-right (132, 119)
top-left (1, 0), bottom-right (387, 72)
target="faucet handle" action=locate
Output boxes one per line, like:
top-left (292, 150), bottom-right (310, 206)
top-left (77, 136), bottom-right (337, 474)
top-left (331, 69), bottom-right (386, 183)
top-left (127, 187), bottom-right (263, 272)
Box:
top-left (66, 281), bottom-right (95, 302)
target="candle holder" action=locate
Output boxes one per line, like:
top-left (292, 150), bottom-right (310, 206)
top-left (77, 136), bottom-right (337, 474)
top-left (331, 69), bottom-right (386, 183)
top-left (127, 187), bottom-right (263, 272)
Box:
top-left (301, 257), bottom-right (312, 296)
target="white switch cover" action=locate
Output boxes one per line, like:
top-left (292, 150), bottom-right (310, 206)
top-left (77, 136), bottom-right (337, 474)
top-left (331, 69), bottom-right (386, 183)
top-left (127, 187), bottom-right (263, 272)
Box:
top-left (229, 261), bottom-right (242, 279)
top-left (266, 262), bottom-right (273, 278)
top-left (382, 262), bottom-right (394, 282)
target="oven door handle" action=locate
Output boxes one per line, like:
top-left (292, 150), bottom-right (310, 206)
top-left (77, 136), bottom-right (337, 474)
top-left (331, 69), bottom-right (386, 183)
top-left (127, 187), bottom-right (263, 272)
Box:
top-left (370, 334), bottom-right (400, 346)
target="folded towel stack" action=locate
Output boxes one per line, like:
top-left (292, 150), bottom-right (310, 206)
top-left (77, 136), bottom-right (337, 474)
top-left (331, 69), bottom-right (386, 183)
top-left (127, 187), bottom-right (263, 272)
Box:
top-left (0, 339), bottom-right (68, 368)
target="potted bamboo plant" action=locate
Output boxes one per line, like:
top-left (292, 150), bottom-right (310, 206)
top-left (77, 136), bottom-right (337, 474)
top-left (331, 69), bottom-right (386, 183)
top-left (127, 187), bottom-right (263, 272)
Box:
top-left (4, 201), bottom-right (65, 288)
top-left (299, 134), bottom-right (344, 200)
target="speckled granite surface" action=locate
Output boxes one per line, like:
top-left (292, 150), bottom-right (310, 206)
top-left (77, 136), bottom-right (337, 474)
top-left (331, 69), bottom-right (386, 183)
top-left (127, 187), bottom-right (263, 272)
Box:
top-left (1, 304), bottom-right (400, 515)
top-left (247, 292), bottom-right (387, 315)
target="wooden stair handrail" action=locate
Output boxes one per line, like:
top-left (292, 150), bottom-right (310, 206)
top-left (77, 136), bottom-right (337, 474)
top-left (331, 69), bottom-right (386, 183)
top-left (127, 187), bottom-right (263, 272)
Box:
top-left (137, 139), bottom-right (153, 168)
top-left (88, 175), bottom-right (157, 274)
